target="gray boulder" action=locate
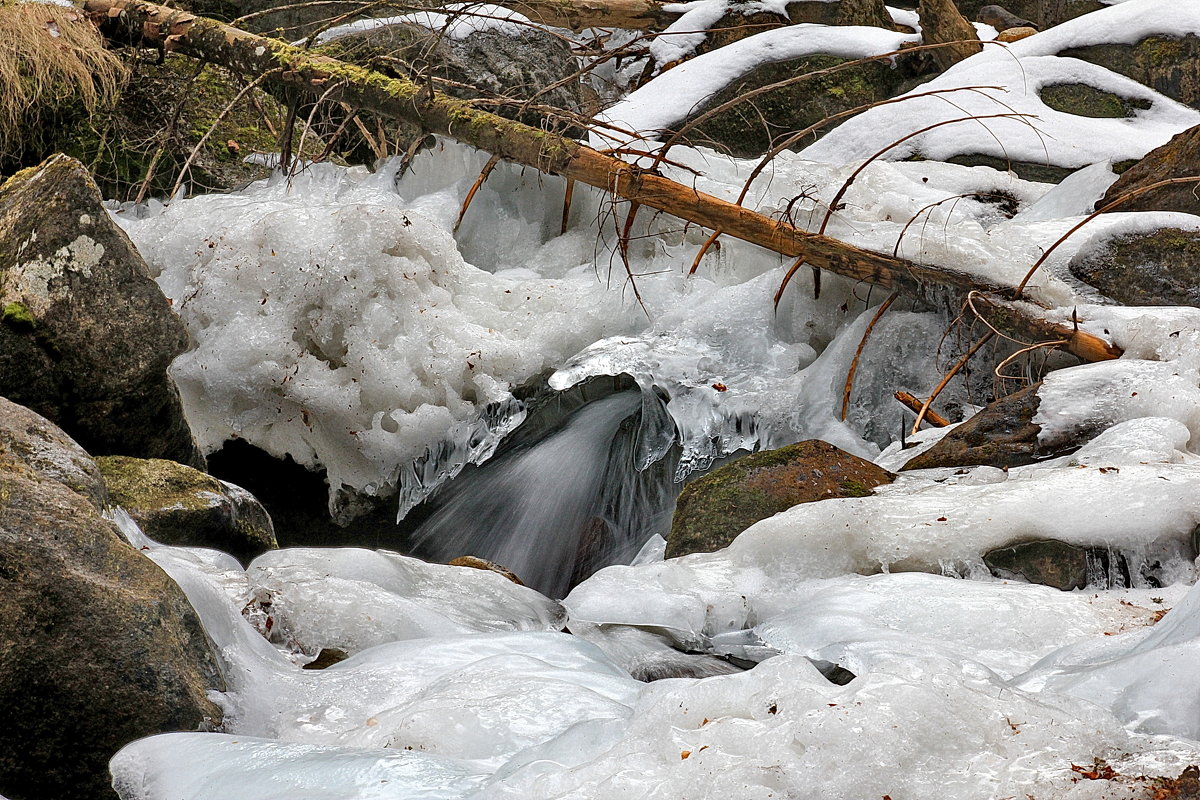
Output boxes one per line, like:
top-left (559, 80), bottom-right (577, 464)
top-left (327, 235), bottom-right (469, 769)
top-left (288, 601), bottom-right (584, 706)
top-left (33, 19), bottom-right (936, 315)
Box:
top-left (0, 398), bottom-right (223, 800)
top-left (0, 154), bottom-right (203, 468)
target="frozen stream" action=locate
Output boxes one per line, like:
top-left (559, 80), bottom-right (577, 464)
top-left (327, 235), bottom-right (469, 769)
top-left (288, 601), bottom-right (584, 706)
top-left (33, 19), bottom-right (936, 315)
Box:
top-left (105, 1), bottom-right (1200, 789)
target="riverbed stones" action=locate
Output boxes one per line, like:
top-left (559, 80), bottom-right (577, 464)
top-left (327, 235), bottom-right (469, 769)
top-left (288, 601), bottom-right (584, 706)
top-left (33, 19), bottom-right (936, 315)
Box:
top-left (0, 398), bottom-right (224, 800)
top-left (0, 154), bottom-right (203, 468)
top-left (1069, 227), bottom-right (1200, 307)
top-left (98, 455), bottom-right (278, 564)
top-left (666, 440), bottom-right (895, 558)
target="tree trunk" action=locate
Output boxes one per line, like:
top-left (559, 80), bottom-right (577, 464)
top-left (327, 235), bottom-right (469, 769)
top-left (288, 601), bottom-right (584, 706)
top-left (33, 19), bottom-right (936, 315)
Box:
top-left (84, 0), bottom-right (1121, 362)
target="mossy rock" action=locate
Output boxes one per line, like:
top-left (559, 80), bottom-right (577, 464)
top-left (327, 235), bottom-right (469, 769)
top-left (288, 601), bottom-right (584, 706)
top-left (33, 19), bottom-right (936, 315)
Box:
top-left (666, 440), bottom-right (895, 558)
top-left (697, 0), bottom-right (894, 54)
top-left (689, 55), bottom-right (909, 158)
top-left (1097, 123), bottom-right (1200, 215)
top-left (949, 0), bottom-right (1104, 28)
top-left (1058, 34), bottom-right (1200, 109)
top-left (0, 154), bottom-right (203, 466)
top-left (1069, 227), bottom-right (1200, 307)
top-left (98, 455), bottom-right (277, 564)
top-left (983, 539), bottom-right (1088, 590)
top-left (1039, 82), bottom-right (1152, 118)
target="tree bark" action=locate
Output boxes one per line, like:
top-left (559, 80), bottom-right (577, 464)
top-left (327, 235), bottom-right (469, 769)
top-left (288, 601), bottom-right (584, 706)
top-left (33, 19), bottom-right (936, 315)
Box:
top-left (84, 0), bottom-right (1121, 362)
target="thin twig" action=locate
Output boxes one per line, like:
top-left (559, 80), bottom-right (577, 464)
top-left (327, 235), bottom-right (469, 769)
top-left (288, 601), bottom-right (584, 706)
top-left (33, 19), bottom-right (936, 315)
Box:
top-left (842, 292), bottom-right (899, 420)
top-left (455, 153), bottom-right (501, 231)
top-left (688, 227), bottom-right (722, 276)
top-left (912, 331), bottom-right (995, 435)
top-left (894, 391), bottom-right (950, 427)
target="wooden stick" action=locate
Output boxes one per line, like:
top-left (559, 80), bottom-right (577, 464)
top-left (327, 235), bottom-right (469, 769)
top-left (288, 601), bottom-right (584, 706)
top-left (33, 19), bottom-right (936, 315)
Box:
top-left (894, 391), bottom-right (950, 427)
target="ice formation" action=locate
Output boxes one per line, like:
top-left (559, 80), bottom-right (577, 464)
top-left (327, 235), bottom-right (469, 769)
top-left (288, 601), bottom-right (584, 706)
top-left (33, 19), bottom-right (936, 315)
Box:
top-left (104, 0), bottom-right (1200, 795)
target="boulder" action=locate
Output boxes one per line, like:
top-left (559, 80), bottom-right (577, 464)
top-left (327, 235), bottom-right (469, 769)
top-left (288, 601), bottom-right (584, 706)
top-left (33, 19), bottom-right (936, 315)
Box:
top-left (1058, 34), bottom-right (1200, 108)
top-left (689, 55), bottom-right (907, 158)
top-left (903, 384), bottom-right (1044, 470)
top-left (666, 440), bottom-right (895, 558)
top-left (1069, 227), bottom-right (1200, 307)
top-left (0, 154), bottom-right (203, 467)
top-left (983, 539), bottom-right (1088, 590)
top-left (976, 5), bottom-right (1037, 32)
top-left (317, 22), bottom-right (590, 135)
top-left (1096, 123), bottom-right (1200, 215)
top-left (1039, 82), bottom-right (1151, 118)
top-left (97, 455), bottom-right (278, 564)
top-left (919, 0), bottom-right (983, 72)
top-left (0, 398), bottom-right (223, 800)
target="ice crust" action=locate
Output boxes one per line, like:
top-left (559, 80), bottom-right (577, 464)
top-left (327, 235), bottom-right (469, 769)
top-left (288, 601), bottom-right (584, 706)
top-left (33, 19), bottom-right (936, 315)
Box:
top-left (311, 3), bottom-right (534, 44)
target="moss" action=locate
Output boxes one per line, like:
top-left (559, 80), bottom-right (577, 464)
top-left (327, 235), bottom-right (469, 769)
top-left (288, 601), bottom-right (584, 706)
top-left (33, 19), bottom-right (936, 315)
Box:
top-left (1039, 82), bottom-right (1151, 118)
top-left (838, 478), bottom-right (871, 497)
top-left (2, 302), bottom-right (34, 331)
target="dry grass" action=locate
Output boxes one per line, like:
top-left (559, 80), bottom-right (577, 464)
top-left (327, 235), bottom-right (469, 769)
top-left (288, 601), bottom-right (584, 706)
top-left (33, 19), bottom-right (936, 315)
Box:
top-left (0, 1), bottom-right (126, 155)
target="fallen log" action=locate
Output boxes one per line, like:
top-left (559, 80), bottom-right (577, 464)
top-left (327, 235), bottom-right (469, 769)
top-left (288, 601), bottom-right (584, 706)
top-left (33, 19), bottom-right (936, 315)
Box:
top-left (83, 0), bottom-right (1121, 363)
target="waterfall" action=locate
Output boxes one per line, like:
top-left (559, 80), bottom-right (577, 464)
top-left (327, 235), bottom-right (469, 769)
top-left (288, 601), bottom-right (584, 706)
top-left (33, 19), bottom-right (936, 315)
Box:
top-left (408, 391), bottom-right (674, 597)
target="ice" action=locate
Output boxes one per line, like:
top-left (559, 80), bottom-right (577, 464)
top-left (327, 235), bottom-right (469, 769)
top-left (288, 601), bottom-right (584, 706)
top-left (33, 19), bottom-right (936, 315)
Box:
top-left (111, 733), bottom-right (486, 800)
top-left (116, 156), bottom-right (641, 515)
top-left (246, 547), bottom-right (567, 656)
top-left (1011, 161), bottom-right (1119, 223)
top-left (1034, 360), bottom-right (1200, 448)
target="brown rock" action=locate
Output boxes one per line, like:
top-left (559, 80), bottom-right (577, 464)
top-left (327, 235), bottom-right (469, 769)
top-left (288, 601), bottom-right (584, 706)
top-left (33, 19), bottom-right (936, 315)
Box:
top-left (0, 398), bottom-right (223, 800)
top-left (0, 154), bottom-right (203, 468)
top-left (997, 25), bottom-right (1037, 42)
top-left (666, 440), bottom-right (895, 558)
top-left (919, 0), bottom-right (984, 71)
top-left (903, 384), bottom-right (1044, 470)
top-left (1096, 124), bottom-right (1200, 215)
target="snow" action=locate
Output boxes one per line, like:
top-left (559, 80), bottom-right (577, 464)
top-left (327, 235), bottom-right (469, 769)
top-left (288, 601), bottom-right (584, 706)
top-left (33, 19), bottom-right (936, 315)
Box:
top-left (600, 24), bottom-right (918, 146)
top-left (803, 0), bottom-right (1200, 169)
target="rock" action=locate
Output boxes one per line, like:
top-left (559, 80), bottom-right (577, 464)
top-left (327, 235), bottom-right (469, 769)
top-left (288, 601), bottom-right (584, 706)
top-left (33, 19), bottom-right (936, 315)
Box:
top-left (1058, 34), bottom-right (1200, 108)
top-left (97, 455), bottom-right (277, 564)
top-left (1069, 227), bottom-right (1200, 307)
top-left (1096, 123), bottom-right (1200, 215)
top-left (996, 26), bottom-right (1037, 43)
top-left (0, 155), bottom-right (203, 468)
top-left (903, 383), bottom-right (1044, 469)
top-left (951, 0), bottom-right (1104, 29)
top-left (919, 0), bottom-right (983, 71)
top-left (1039, 82), bottom-right (1151, 118)
top-left (302, 647), bottom-right (351, 670)
top-left (317, 22), bottom-right (589, 135)
top-left (983, 539), bottom-right (1088, 590)
top-left (698, 0), bottom-right (895, 53)
top-left (666, 440), bottom-right (895, 558)
top-left (689, 55), bottom-right (907, 158)
top-left (0, 398), bottom-right (223, 800)
top-left (977, 5), bottom-right (1037, 32)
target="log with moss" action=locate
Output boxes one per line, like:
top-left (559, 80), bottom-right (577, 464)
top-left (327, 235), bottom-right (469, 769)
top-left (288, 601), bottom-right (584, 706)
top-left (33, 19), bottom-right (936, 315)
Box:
top-left (83, 0), bottom-right (1120, 362)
